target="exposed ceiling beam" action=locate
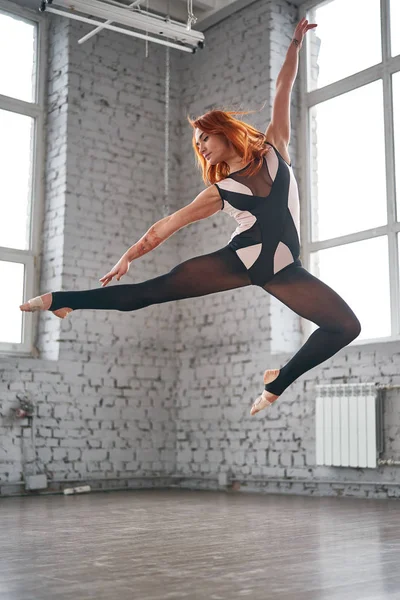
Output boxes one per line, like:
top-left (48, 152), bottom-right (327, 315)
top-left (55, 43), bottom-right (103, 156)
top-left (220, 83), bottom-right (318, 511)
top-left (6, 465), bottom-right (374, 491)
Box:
top-left (194, 0), bottom-right (306, 30)
top-left (193, 0), bottom-right (256, 29)
top-left (176, 0), bottom-right (216, 10)
top-left (137, 0), bottom-right (189, 22)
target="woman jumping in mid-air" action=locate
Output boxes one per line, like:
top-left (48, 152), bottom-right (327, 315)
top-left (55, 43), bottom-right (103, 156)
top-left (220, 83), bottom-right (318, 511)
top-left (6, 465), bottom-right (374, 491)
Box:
top-left (21, 18), bottom-right (361, 415)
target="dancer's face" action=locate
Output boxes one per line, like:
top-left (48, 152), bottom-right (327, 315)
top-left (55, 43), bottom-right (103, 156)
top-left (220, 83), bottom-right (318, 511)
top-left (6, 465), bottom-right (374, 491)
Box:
top-left (195, 128), bottom-right (231, 166)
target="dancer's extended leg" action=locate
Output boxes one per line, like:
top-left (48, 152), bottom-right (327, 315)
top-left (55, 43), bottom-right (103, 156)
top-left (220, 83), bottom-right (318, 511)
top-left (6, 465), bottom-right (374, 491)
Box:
top-left (21, 247), bottom-right (251, 314)
top-left (251, 265), bottom-right (361, 414)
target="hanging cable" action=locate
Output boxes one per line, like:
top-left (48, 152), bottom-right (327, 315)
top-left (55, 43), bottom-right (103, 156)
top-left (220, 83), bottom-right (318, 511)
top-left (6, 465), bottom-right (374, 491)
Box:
top-left (163, 0), bottom-right (196, 215)
top-left (162, 1), bottom-right (171, 217)
top-left (187, 0), bottom-right (197, 30)
top-left (145, 0), bottom-right (149, 57)
top-left (163, 45), bottom-right (170, 217)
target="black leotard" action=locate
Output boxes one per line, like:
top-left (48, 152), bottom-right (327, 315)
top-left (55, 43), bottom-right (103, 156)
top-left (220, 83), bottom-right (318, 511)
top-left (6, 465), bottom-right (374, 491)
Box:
top-left (215, 141), bottom-right (301, 287)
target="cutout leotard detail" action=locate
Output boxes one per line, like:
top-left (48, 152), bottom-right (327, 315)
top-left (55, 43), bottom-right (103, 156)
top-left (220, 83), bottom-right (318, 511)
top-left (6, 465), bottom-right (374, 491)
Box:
top-left (215, 142), bottom-right (301, 287)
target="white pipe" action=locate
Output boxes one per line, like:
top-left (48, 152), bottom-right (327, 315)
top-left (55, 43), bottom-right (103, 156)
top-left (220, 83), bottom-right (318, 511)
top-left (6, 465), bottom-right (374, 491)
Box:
top-left (78, 0), bottom-right (141, 44)
top-left (46, 6), bottom-right (195, 53)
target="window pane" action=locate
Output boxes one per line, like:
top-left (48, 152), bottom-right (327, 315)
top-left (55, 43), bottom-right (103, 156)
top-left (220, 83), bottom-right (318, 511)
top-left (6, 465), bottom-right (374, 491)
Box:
top-left (391, 0), bottom-right (400, 57)
top-left (0, 11), bottom-right (37, 103)
top-left (310, 237), bottom-right (390, 340)
top-left (307, 0), bottom-right (381, 91)
top-left (0, 109), bottom-right (35, 251)
top-left (310, 81), bottom-right (386, 241)
top-left (0, 261), bottom-right (24, 344)
top-left (393, 71), bottom-right (400, 220)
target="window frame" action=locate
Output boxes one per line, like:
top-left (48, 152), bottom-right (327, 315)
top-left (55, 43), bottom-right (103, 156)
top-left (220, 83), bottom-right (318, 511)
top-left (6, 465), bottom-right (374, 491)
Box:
top-left (299, 0), bottom-right (400, 345)
top-left (0, 0), bottom-right (47, 356)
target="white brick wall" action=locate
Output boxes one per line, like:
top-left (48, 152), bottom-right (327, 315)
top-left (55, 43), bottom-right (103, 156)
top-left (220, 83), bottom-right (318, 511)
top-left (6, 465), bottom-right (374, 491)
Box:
top-left (174, 0), bottom-right (303, 478)
top-left (2, 0), bottom-right (400, 499)
top-left (1, 15), bottom-right (181, 491)
top-left (173, 0), bottom-right (400, 499)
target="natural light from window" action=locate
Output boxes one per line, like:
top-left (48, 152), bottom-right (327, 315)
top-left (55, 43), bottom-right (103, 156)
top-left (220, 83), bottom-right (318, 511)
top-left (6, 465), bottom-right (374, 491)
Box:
top-left (391, 0), bottom-right (400, 58)
top-left (310, 80), bottom-right (387, 242)
top-left (0, 261), bottom-right (24, 343)
top-left (0, 11), bottom-right (36, 346)
top-left (307, 0), bottom-right (381, 91)
top-left (0, 11), bottom-right (36, 102)
top-left (310, 237), bottom-right (391, 341)
top-left (393, 72), bottom-right (400, 221)
top-left (307, 0), bottom-right (399, 341)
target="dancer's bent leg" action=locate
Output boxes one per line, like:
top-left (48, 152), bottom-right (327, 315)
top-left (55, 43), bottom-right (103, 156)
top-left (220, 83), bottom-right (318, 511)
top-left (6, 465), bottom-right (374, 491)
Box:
top-left (261, 265), bottom-right (361, 397)
top-left (46, 246), bottom-right (251, 312)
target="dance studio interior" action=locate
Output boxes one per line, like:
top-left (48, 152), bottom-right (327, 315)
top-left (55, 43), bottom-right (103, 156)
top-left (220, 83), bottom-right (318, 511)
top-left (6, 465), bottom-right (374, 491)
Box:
top-left (1, 0), bottom-right (400, 598)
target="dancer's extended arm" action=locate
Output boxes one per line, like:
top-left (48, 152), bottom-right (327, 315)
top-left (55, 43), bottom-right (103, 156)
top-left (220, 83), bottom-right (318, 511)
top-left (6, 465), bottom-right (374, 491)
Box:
top-left (265, 18), bottom-right (317, 150)
top-left (99, 184), bottom-right (221, 286)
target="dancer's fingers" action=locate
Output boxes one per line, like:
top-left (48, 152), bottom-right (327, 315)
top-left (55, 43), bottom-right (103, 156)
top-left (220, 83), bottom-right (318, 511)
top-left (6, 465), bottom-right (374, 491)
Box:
top-left (100, 275), bottom-right (112, 287)
top-left (99, 269), bottom-right (116, 284)
top-left (295, 18), bottom-right (317, 38)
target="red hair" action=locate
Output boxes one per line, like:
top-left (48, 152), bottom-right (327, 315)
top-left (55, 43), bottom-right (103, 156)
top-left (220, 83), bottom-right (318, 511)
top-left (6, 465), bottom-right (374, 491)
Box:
top-left (188, 109), bottom-right (271, 185)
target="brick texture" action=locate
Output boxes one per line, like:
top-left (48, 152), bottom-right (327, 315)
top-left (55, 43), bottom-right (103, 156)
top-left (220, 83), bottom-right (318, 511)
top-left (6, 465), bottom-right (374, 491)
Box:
top-left (1, 0), bottom-right (400, 499)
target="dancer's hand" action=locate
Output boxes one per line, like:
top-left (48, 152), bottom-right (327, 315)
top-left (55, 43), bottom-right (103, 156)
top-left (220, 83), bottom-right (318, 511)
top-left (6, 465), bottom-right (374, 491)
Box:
top-left (292, 17), bottom-right (317, 49)
top-left (99, 255), bottom-right (130, 287)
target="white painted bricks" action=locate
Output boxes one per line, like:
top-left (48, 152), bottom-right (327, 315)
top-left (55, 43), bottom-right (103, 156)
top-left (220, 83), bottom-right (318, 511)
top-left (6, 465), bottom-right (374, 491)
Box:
top-left (2, 1), bottom-right (400, 499)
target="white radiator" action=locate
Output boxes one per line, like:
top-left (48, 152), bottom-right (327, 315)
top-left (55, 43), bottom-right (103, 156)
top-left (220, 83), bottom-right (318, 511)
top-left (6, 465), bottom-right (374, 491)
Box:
top-left (315, 383), bottom-right (383, 469)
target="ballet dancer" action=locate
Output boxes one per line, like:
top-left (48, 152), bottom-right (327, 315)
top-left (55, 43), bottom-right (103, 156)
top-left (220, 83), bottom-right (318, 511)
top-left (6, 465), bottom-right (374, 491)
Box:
top-left (20, 18), bottom-right (361, 415)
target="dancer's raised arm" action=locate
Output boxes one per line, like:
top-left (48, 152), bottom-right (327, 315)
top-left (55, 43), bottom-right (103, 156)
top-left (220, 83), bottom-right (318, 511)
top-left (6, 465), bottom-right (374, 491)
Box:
top-left (99, 184), bottom-right (221, 286)
top-left (265, 18), bottom-right (317, 150)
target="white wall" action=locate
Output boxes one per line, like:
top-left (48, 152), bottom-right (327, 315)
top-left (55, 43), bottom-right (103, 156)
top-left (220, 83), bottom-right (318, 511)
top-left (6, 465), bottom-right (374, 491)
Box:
top-left (2, 0), bottom-right (400, 498)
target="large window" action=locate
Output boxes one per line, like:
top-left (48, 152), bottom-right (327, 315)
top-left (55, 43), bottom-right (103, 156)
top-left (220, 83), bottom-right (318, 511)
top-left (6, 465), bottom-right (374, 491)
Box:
top-left (302, 0), bottom-right (400, 342)
top-left (0, 2), bottom-right (46, 354)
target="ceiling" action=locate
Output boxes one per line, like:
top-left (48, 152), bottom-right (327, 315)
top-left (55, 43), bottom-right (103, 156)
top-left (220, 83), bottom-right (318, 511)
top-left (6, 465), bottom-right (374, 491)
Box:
top-left (149, 0), bottom-right (306, 28)
top-left (149, 0), bottom-right (247, 24)
top-left (13, 0), bottom-right (307, 29)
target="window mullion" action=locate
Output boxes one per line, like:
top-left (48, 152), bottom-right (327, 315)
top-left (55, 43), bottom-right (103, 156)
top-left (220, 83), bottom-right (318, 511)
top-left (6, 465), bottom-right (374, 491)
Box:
top-left (306, 55), bottom-right (400, 110)
top-left (0, 247), bottom-right (34, 262)
top-left (304, 225), bottom-right (389, 254)
top-left (306, 63), bottom-right (383, 109)
top-left (30, 17), bottom-right (47, 259)
top-left (381, 0), bottom-right (391, 64)
top-left (381, 0), bottom-right (399, 334)
top-left (0, 94), bottom-right (42, 118)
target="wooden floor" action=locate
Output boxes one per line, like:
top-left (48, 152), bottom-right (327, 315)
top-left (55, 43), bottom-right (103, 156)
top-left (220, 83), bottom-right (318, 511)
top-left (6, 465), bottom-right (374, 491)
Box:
top-left (1, 489), bottom-right (400, 600)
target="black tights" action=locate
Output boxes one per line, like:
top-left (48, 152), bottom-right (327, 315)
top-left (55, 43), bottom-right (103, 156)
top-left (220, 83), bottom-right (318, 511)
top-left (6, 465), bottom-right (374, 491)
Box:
top-left (50, 247), bottom-right (361, 395)
top-left (262, 265), bottom-right (361, 395)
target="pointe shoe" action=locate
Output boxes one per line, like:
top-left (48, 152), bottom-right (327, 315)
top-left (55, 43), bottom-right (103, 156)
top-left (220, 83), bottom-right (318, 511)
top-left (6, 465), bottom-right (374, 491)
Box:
top-left (250, 390), bottom-right (274, 416)
top-left (20, 294), bottom-right (72, 319)
top-left (20, 295), bottom-right (47, 312)
top-left (250, 369), bottom-right (280, 416)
